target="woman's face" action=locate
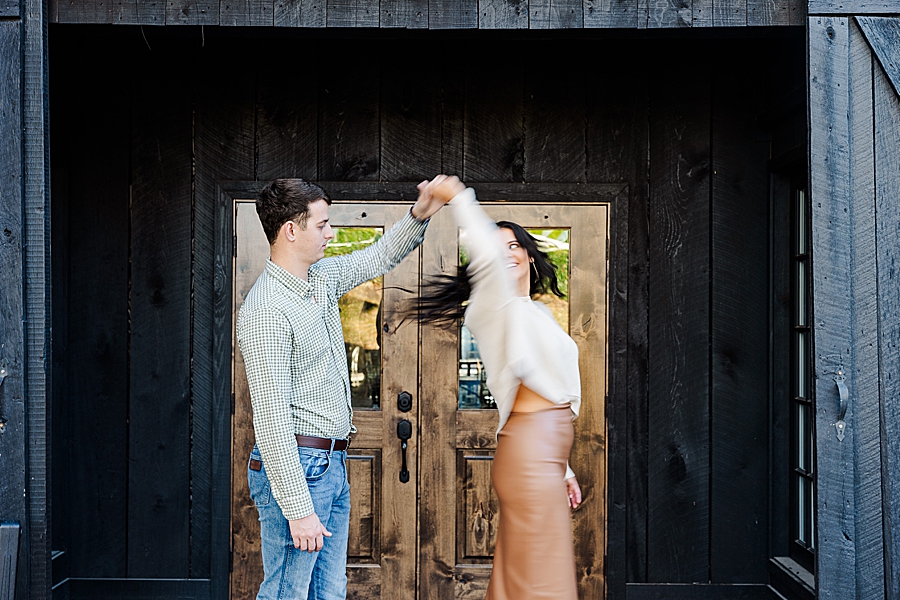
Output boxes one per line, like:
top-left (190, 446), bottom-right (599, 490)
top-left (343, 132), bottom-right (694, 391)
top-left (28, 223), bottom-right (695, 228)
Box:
top-left (499, 227), bottom-right (531, 296)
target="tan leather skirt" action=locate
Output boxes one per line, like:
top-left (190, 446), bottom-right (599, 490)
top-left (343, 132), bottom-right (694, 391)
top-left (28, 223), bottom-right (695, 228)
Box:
top-left (486, 403), bottom-right (578, 600)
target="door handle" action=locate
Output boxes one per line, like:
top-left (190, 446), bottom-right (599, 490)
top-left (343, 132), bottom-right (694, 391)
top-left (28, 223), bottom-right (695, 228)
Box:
top-left (397, 419), bottom-right (412, 483)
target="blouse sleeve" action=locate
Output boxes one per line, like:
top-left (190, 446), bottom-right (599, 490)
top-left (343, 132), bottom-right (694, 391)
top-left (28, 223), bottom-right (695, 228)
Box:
top-left (450, 188), bottom-right (516, 308)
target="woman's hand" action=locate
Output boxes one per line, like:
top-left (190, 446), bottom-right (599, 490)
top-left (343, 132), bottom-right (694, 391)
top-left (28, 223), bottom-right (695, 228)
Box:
top-left (412, 175), bottom-right (464, 220)
top-left (566, 476), bottom-right (582, 509)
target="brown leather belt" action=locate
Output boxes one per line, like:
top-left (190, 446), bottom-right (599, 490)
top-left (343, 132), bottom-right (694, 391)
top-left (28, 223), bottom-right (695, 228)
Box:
top-left (248, 435), bottom-right (350, 471)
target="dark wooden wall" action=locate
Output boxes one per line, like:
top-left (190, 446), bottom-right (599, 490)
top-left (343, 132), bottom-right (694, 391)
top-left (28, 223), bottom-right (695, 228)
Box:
top-left (49, 25), bottom-right (804, 598)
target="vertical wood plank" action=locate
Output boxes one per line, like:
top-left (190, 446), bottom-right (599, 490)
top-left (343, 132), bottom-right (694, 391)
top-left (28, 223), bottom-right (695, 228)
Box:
top-left (462, 457), bottom-right (499, 558)
top-left (584, 0), bottom-right (636, 28)
top-left (58, 0), bottom-right (114, 22)
top-left (647, 0), bottom-right (690, 28)
top-left (193, 47), bottom-right (257, 588)
top-left (747, 0), bottom-right (788, 26)
top-left (256, 51), bottom-right (318, 181)
top-left (166, 1), bottom-right (219, 24)
top-left (428, 0), bottom-right (477, 28)
top-left (326, 0), bottom-right (378, 26)
top-left (787, 0), bottom-right (803, 26)
top-left (846, 21), bottom-right (885, 599)
top-left (709, 52), bottom-right (769, 584)
top-left (440, 51), bottom-right (466, 176)
top-left (646, 55), bottom-right (711, 583)
top-left (523, 43), bottom-right (585, 182)
top-left (63, 45), bottom-right (131, 579)
top-left (586, 48), bottom-right (649, 595)
top-left (857, 17), bottom-right (900, 100)
top-left (127, 41), bottom-right (193, 578)
top-left (318, 48), bottom-right (380, 180)
top-left (274, 0), bottom-right (325, 26)
top-left (380, 0), bottom-right (427, 27)
top-left (713, 0), bottom-right (745, 26)
top-left (381, 41), bottom-right (442, 181)
top-left (463, 49), bottom-right (524, 181)
top-left (220, 0), bottom-right (274, 25)
top-left (478, 0), bottom-right (528, 29)
top-left (347, 453), bottom-right (377, 558)
top-left (692, 0), bottom-right (711, 26)
top-left (874, 62), bottom-right (900, 600)
top-left (529, 0), bottom-right (582, 28)
top-left (115, 0), bottom-right (165, 23)
top-left (808, 17), bottom-right (857, 600)
top-left (0, 21), bottom-right (26, 597)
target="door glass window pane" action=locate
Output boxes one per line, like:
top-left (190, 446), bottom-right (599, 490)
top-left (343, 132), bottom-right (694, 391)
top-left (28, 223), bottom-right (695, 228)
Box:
top-left (458, 229), bottom-right (570, 409)
top-left (327, 227), bottom-right (384, 410)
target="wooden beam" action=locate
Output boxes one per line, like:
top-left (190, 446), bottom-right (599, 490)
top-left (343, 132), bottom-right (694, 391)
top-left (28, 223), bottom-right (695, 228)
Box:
top-left (809, 0), bottom-right (900, 15)
top-left (857, 17), bottom-right (900, 100)
top-left (0, 20), bottom-right (26, 599)
top-left (0, 1), bottom-right (19, 17)
top-left (23, 0), bottom-right (51, 592)
top-left (808, 16), bottom-right (857, 599)
top-left (874, 60), bottom-right (900, 600)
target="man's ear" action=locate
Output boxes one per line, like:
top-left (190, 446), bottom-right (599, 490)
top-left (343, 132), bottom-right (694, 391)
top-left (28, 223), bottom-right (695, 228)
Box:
top-left (282, 220), bottom-right (297, 242)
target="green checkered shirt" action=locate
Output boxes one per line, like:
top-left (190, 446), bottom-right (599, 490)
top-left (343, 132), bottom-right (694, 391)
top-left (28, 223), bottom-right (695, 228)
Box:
top-left (237, 210), bottom-right (428, 520)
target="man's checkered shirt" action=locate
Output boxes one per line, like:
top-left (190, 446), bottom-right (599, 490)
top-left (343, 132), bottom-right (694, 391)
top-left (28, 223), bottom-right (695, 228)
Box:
top-left (237, 210), bottom-right (428, 520)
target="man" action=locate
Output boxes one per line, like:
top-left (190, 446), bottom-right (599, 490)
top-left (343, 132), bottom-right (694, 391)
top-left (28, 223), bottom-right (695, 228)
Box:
top-left (237, 176), bottom-right (454, 600)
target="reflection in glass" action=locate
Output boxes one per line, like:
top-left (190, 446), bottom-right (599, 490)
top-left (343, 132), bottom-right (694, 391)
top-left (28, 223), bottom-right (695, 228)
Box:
top-left (326, 227), bottom-right (384, 410)
top-left (458, 229), bottom-right (570, 409)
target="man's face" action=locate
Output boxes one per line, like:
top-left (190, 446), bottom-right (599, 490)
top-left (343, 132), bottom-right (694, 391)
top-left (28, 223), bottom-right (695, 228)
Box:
top-left (292, 199), bottom-right (334, 264)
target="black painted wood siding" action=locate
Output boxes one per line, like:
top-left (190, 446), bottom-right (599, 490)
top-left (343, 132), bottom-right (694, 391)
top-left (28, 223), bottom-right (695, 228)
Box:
top-left (48, 26), bottom-right (804, 597)
top-left (47, 0), bottom-right (806, 27)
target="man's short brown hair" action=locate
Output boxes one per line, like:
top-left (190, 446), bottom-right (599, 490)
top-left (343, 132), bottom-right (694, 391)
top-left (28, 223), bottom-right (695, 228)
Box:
top-left (256, 179), bottom-right (332, 245)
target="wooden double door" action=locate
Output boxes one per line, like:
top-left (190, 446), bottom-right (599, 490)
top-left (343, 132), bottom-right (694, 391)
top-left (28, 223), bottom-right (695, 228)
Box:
top-left (230, 200), bottom-right (609, 600)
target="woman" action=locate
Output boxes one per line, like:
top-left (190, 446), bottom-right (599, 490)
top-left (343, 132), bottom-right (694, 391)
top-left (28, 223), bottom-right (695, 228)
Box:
top-left (418, 176), bottom-right (582, 600)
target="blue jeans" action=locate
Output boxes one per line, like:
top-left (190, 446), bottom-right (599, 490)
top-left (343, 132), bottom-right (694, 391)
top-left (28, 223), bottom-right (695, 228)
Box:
top-left (248, 445), bottom-right (350, 600)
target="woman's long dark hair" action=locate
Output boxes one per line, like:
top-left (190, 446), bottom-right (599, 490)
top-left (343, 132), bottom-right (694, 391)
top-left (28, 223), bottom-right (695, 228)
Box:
top-left (409, 221), bottom-right (564, 328)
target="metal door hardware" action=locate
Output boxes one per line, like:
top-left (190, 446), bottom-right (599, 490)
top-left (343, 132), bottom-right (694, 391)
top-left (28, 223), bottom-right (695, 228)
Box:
top-left (397, 391), bottom-right (412, 413)
top-left (397, 419), bottom-right (412, 483)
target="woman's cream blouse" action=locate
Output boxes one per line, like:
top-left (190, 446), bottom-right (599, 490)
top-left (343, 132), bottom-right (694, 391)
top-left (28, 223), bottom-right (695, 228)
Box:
top-left (451, 188), bottom-right (581, 480)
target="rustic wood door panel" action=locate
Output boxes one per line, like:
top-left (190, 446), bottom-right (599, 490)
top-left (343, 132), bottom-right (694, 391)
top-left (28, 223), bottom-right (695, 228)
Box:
top-left (419, 203), bottom-right (609, 600)
top-left (230, 202), bottom-right (418, 600)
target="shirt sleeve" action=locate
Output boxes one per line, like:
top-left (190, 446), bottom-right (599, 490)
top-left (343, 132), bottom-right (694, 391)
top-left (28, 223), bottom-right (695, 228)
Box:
top-left (237, 307), bottom-right (314, 520)
top-left (318, 209), bottom-right (428, 299)
top-left (565, 462), bottom-right (575, 480)
top-left (450, 188), bottom-right (517, 309)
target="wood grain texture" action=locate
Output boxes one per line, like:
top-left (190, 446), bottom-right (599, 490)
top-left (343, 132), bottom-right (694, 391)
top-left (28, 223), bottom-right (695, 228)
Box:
top-left (347, 453), bottom-right (378, 559)
top-left (127, 42), bottom-right (193, 578)
top-left (847, 21), bottom-right (885, 599)
top-left (809, 0), bottom-right (900, 14)
top-left (647, 0), bottom-right (691, 28)
top-left (194, 48), bottom-right (256, 588)
top-left (114, 0), bottom-right (165, 23)
top-left (584, 0), bottom-right (636, 27)
top-left (529, 0), bottom-right (582, 28)
top-left (58, 0), bottom-right (113, 22)
top-left (0, 22), bottom-right (25, 597)
top-left (808, 17), bottom-right (857, 600)
top-left (857, 17), bottom-right (900, 100)
top-left (479, 0), bottom-right (527, 28)
top-left (274, 0), bottom-right (325, 26)
top-left (709, 52), bottom-right (769, 584)
top-left (523, 44), bottom-right (586, 182)
top-left (63, 578), bottom-right (211, 599)
top-left (713, 0), bottom-right (745, 26)
top-left (428, 0), bottom-right (476, 28)
top-left (464, 50), bottom-right (524, 181)
top-left (461, 455), bottom-right (499, 558)
top-left (326, 0), bottom-right (378, 26)
top-left (0, 0), bottom-right (19, 17)
top-left (747, 0), bottom-right (789, 26)
top-left (166, 0), bottom-right (219, 24)
top-left (874, 62), bottom-right (900, 600)
top-left (585, 49), bottom-right (648, 597)
top-left (256, 54), bottom-right (318, 181)
top-left (625, 583), bottom-right (772, 598)
top-left (62, 52), bottom-right (131, 578)
top-left (380, 42), bottom-right (442, 180)
top-left (220, 0), bottom-right (274, 25)
top-left (380, 0), bottom-right (427, 27)
top-left (318, 48), bottom-right (379, 179)
top-left (647, 57), bottom-right (711, 583)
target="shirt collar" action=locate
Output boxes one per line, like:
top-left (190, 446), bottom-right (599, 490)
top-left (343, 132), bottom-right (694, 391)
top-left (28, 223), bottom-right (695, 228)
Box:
top-left (265, 258), bottom-right (317, 298)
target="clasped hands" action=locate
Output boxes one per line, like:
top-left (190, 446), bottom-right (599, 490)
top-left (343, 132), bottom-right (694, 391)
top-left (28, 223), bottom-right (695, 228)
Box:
top-left (410, 174), bottom-right (467, 221)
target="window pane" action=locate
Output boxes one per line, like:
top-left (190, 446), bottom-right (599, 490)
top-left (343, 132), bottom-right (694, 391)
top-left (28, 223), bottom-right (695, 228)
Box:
top-left (797, 332), bottom-right (807, 399)
top-left (458, 228), bottom-right (570, 409)
top-left (808, 479), bottom-right (816, 549)
top-left (798, 190), bottom-right (807, 254)
top-left (798, 475), bottom-right (807, 545)
top-left (798, 261), bottom-right (807, 327)
top-left (797, 404), bottom-right (808, 472)
top-left (327, 227), bottom-right (384, 410)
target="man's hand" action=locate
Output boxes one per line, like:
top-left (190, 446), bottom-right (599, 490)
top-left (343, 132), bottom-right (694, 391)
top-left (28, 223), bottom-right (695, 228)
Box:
top-left (289, 512), bottom-right (333, 552)
top-left (411, 175), bottom-right (467, 220)
top-left (566, 476), bottom-right (582, 509)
